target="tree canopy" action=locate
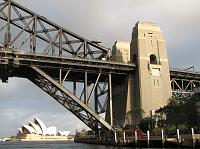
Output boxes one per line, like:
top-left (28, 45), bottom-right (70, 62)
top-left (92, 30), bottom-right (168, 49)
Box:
top-left (155, 93), bottom-right (200, 128)
top-left (138, 93), bottom-right (200, 132)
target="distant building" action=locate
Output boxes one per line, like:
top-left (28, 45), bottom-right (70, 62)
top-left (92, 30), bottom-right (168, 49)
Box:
top-left (16, 117), bottom-right (71, 141)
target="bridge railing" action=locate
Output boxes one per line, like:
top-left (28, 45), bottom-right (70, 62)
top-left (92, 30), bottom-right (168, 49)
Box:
top-left (170, 67), bottom-right (200, 74)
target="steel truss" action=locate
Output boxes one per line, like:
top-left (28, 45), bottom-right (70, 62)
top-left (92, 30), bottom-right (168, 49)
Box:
top-left (170, 68), bottom-right (200, 97)
top-left (28, 66), bottom-right (114, 133)
top-left (0, 0), bottom-right (109, 59)
top-left (0, 0), bottom-right (134, 134)
top-left (0, 46), bottom-right (131, 132)
top-left (171, 78), bottom-right (200, 97)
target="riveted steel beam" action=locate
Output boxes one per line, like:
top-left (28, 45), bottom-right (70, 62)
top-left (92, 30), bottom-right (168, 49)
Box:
top-left (0, 0), bottom-right (110, 59)
top-left (30, 66), bottom-right (113, 132)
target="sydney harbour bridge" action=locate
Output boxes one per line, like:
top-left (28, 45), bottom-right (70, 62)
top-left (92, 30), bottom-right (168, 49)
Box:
top-left (0, 0), bottom-right (200, 135)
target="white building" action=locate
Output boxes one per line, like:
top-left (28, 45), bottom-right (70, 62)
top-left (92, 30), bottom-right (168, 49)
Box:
top-left (16, 117), bottom-right (71, 141)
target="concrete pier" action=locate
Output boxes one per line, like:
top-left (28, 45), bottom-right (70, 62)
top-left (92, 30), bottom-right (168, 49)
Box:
top-left (74, 129), bottom-right (200, 148)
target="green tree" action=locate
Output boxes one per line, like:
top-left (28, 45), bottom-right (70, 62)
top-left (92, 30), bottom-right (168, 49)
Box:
top-left (156, 93), bottom-right (200, 128)
top-left (139, 116), bottom-right (155, 132)
top-left (126, 108), bottom-right (145, 126)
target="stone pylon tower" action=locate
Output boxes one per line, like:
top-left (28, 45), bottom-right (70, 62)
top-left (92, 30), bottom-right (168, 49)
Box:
top-left (110, 21), bottom-right (172, 127)
top-left (130, 21), bottom-right (172, 118)
top-left (110, 41), bottom-right (133, 127)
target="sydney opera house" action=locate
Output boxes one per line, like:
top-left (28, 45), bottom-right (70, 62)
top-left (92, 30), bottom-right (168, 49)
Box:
top-left (16, 117), bottom-right (70, 141)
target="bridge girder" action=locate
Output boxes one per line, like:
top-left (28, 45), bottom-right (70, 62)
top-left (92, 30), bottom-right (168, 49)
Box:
top-left (170, 68), bottom-right (200, 97)
top-left (0, 48), bottom-right (132, 133)
top-left (29, 67), bottom-right (113, 132)
top-left (0, 0), bottom-right (135, 133)
top-left (0, 0), bottom-right (110, 59)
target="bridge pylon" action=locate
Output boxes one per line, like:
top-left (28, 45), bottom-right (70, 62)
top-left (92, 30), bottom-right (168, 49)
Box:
top-left (130, 21), bottom-right (172, 121)
top-left (111, 22), bottom-right (172, 127)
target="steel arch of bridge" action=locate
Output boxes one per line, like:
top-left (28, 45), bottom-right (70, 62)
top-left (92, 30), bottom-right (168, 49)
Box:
top-left (0, 0), bottom-right (109, 59)
top-left (0, 47), bottom-right (130, 133)
top-left (30, 67), bottom-right (113, 132)
top-left (0, 0), bottom-right (135, 134)
top-left (0, 46), bottom-right (133, 133)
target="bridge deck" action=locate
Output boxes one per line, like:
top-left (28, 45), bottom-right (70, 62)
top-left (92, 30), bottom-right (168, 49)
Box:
top-left (170, 68), bottom-right (200, 81)
top-left (0, 48), bottom-right (135, 75)
top-left (2, 48), bottom-right (200, 81)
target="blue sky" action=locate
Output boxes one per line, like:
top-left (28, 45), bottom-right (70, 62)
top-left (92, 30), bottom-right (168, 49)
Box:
top-left (0, 0), bottom-right (200, 137)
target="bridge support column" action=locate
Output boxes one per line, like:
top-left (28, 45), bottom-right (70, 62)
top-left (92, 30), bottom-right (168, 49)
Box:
top-left (73, 81), bottom-right (76, 96)
top-left (94, 87), bottom-right (99, 137)
top-left (111, 41), bottom-right (133, 127)
top-left (84, 71), bottom-right (88, 104)
top-left (0, 65), bottom-right (9, 83)
top-left (108, 73), bottom-right (113, 126)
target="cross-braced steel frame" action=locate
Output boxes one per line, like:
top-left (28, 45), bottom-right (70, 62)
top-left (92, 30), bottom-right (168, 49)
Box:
top-left (0, 0), bottom-right (135, 134)
top-left (0, 46), bottom-right (133, 133)
top-left (170, 68), bottom-right (200, 97)
top-left (29, 67), bottom-right (113, 132)
top-left (171, 78), bottom-right (200, 97)
top-left (0, 0), bottom-right (109, 59)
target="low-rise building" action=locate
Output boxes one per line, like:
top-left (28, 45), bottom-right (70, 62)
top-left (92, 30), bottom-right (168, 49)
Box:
top-left (16, 117), bottom-right (71, 141)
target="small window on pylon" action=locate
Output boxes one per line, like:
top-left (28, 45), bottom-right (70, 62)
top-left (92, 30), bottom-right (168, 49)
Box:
top-left (150, 54), bottom-right (157, 64)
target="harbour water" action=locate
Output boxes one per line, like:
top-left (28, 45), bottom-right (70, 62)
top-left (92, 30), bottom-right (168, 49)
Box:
top-left (0, 141), bottom-right (128, 149)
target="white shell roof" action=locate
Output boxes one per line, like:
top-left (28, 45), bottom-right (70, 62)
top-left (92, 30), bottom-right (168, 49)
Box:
top-left (29, 121), bottom-right (43, 135)
top-left (19, 117), bottom-right (69, 136)
top-left (34, 117), bottom-right (47, 135)
top-left (46, 127), bottom-right (57, 136)
top-left (58, 131), bottom-right (70, 136)
top-left (18, 128), bottom-right (22, 134)
top-left (22, 125), bottom-right (37, 134)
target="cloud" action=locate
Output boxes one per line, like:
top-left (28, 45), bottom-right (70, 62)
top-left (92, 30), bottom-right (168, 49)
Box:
top-left (0, 100), bottom-right (88, 137)
top-left (0, 77), bottom-right (88, 137)
top-left (0, 78), bottom-right (48, 101)
top-left (14, 0), bottom-right (200, 50)
top-left (0, 108), bottom-right (32, 137)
